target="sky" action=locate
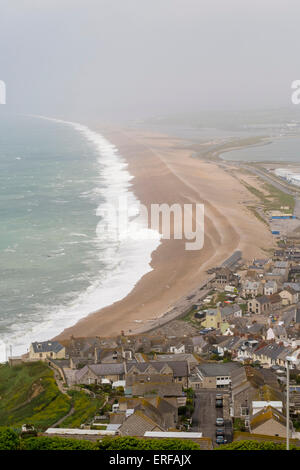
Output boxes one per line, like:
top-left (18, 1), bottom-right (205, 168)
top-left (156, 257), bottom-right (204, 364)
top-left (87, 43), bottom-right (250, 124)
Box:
top-left (0, 0), bottom-right (300, 121)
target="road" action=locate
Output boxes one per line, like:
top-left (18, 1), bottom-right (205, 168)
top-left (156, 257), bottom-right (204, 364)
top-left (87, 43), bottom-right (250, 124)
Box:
top-left (191, 390), bottom-right (232, 447)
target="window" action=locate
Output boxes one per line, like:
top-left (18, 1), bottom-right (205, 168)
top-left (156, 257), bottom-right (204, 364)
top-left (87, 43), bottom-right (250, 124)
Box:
top-left (240, 406), bottom-right (249, 416)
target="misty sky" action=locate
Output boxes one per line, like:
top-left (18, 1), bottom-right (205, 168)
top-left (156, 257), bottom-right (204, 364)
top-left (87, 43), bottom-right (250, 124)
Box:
top-left (1, 0), bottom-right (300, 121)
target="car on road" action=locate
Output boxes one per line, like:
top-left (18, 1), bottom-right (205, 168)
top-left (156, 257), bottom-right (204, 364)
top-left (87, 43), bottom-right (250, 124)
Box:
top-left (215, 394), bottom-right (223, 407)
top-left (216, 436), bottom-right (227, 445)
top-left (215, 417), bottom-right (224, 426)
top-left (215, 428), bottom-right (225, 437)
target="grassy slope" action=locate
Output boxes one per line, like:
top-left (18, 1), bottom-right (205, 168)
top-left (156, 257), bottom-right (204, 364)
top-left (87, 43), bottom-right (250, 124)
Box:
top-left (58, 390), bottom-right (104, 428)
top-left (0, 362), bottom-right (71, 430)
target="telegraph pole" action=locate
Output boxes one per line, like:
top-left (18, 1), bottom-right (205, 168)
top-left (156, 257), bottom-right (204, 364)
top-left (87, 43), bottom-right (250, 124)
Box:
top-left (286, 359), bottom-right (290, 450)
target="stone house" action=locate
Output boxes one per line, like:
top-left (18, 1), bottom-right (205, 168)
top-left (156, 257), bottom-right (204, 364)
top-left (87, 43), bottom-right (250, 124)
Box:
top-left (216, 336), bottom-right (244, 358)
top-left (269, 293), bottom-right (282, 312)
top-left (279, 287), bottom-right (299, 306)
top-left (247, 296), bottom-right (271, 315)
top-left (194, 362), bottom-right (241, 389)
top-left (118, 410), bottom-right (164, 436)
top-left (231, 366), bottom-right (282, 427)
top-left (168, 342), bottom-right (185, 354)
top-left (117, 397), bottom-right (178, 435)
top-left (264, 281), bottom-right (278, 296)
top-left (252, 343), bottom-right (289, 367)
top-left (249, 406), bottom-right (292, 437)
top-left (126, 361), bottom-right (189, 388)
top-left (75, 363), bottom-right (125, 385)
top-left (213, 267), bottom-right (238, 289)
top-left (189, 336), bottom-right (208, 354)
top-left (242, 280), bottom-right (263, 298)
top-left (266, 325), bottom-right (287, 341)
top-left (29, 341), bottom-right (65, 361)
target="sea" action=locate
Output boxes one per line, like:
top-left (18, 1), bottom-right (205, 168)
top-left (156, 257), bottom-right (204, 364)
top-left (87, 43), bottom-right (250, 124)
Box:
top-left (0, 114), bottom-right (160, 357)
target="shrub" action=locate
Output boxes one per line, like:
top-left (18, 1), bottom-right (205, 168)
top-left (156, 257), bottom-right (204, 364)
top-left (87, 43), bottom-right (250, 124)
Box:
top-left (97, 436), bottom-right (201, 450)
top-left (216, 440), bottom-right (299, 450)
top-left (21, 436), bottom-right (97, 450)
top-left (0, 427), bottom-right (20, 450)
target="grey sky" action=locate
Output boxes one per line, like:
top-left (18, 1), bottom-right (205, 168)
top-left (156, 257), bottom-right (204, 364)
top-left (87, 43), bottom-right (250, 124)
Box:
top-left (0, 0), bottom-right (300, 120)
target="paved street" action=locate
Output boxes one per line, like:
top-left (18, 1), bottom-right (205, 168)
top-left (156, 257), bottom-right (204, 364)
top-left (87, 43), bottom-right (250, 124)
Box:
top-left (191, 389), bottom-right (232, 447)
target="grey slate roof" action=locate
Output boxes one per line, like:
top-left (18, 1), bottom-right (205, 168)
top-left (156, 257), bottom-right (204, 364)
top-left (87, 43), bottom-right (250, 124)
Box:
top-left (221, 304), bottom-right (241, 317)
top-left (88, 363), bottom-right (125, 375)
top-left (255, 295), bottom-right (270, 305)
top-left (119, 410), bottom-right (164, 436)
top-left (75, 363), bottom-right (125, 382)
top-left (217, 336), bottom-right (243, 350)
top-left (254, 343), bottom-right (287, 360)
top-left (31, 341), bottom-right (64, 354)
top-left (196, 362), bottom-right (240, 377)
top-left (247, 323), bottom-right (265, 334)
top-left (126, 361), bottom-right (188, 377)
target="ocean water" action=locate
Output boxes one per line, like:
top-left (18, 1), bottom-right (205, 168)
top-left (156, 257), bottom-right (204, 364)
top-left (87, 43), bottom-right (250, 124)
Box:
top-left (0, 115), bottom-right (160, 357)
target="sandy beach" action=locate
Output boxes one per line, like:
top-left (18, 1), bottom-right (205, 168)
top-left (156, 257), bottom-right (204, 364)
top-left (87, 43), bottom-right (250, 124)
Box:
top-left (55, 127), bottom-right (275, 341)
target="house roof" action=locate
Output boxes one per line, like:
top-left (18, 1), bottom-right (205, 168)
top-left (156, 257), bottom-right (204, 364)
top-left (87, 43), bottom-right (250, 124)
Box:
top-left (221, 304), bottom-right (241, 318)
top-left (254, 343), bottom-right (287, 360)
top-left (250, 406), bottom-right (288, 430)
top-left (131, 382), bottom-right (183, 397)
top-left (89, 363), bottom-right (125, 375)
top-left (126, 361), bottom-right (188, 377)
top-left (119, 410), bottom-right (164, 436)
top-left (31, 341), bottom-right (64, 354)
top-left (243, 280), bottom-right (261, 289)
top-left (268, 294), bottom-right (282, 304)
top-left (217, 336), bottom-right (243, 350)
top-left (247, 323), bottom-right (265, 334)
top-left (75, 363), bottom-right (125, 382)
top-left (255, 296), bottom-right (270, 305)
top-left (197, 362), bottom-right (240, 377)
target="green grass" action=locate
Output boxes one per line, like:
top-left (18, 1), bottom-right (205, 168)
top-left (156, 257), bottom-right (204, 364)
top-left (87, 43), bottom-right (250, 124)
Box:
top-left (242, 180), bottom-right (295, 214)
top-left (263, 183), bottom-right (295, 213)
top-left (0, 362), bottom-right (71, 431)
top-left (58, 390), bottom-right (104, 428)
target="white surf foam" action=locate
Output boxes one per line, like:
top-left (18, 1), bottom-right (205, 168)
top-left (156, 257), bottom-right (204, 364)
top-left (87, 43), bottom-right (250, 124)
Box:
top-left (2, 116), bottom-right (161, 357)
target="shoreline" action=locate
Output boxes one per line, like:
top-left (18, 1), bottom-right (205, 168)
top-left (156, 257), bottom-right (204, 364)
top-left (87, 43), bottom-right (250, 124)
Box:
top-left (54, 126), bottom-right (275, 342)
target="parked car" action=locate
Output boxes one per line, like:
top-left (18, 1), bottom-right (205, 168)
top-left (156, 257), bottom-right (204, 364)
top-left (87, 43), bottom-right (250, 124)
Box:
top-left (216, 436), bottom-right (227, 445)
top-left (215, 428), bottom-right (225, 437)
top-left (216, 393), bottom-right (223, 407)
top-left (215, 417), bottom-right (224, 426)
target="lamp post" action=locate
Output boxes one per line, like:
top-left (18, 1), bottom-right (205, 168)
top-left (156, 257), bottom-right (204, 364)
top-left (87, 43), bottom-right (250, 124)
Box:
top-left (286, 358), bottom-right (290, 451)
top-left (285, 355), bottom-right (298, 450)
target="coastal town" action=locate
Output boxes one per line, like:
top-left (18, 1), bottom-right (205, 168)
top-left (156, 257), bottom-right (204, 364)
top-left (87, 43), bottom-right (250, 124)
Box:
top-left (4, 239), bottom-right (300, 450)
